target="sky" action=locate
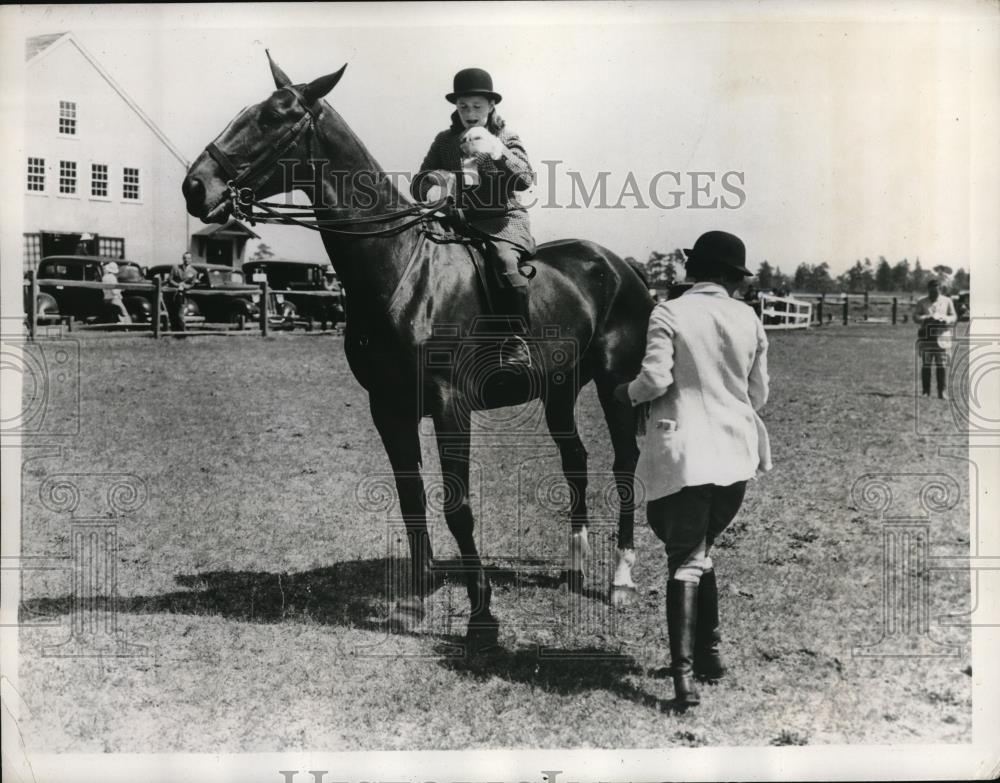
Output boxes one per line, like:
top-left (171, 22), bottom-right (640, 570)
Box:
top-left (3, 1), bottom-right (999, 277)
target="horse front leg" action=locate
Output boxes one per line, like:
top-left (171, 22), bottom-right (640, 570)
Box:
top-left (433, 404), bottom-right (498, 650)
top-left (542, 390), bottom-right (590, 594)
top-left (370, 393), bottom-right (435, 629)
top-left (597, 380), bottom-right (640, 606)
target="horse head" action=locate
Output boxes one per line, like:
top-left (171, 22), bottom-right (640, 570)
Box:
top-left (183, 51), bottom-right (347, 223)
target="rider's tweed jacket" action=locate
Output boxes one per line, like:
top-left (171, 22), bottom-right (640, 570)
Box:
top-left (627, 282), bottom-right (773, 501)
top-left (415, 111), bottom-right (535, 254)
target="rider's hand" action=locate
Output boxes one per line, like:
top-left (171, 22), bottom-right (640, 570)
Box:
top-left (460, 127), bottom-right (505, 160)
top-left (613, 383), bottom-right (632, 406)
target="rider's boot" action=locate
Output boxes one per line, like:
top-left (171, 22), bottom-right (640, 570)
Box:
top-left (499, 274), bottom-right (532, 369)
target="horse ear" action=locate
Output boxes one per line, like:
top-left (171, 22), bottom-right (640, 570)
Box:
top-left (302, 64), bottom-right (348, 104)
top-left (266, 49), bottom-right (292, 89)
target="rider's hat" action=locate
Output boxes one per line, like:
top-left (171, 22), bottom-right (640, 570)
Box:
top-left (446, 68), bottom-right (502, 104)
top-left (683, 231), bottom-right (753, 277)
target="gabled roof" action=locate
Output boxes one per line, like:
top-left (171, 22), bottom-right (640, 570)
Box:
top-left (192, 219), bottom-right (260, 239)
top-left (25, 31), bottom-right (188, 168)
top-left (26, 33), bottom-right (66, 61)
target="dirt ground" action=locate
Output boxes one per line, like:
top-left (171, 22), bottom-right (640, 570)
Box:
top-left (11, 323), bottom-right (973, 751)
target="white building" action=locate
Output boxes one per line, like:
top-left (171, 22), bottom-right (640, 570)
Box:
top-left (22, 32), bottom-right (254, 271)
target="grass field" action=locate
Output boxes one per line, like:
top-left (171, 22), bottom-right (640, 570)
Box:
top-left (13, 324), bottom-right (973, 751)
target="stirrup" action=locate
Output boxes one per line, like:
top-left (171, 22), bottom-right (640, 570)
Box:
top-left (499, 335), bottom-right (532, 369)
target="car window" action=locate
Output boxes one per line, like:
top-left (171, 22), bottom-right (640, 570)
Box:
top-left (40, 262), bottom-right (83, 280)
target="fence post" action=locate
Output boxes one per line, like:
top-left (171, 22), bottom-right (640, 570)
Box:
top-left (892, 297), bottom-right (898, 325)
top-left (842, 296), bottom-right (848, 325)
top-left (28, 268), bottom-right (38, 340)
top-left (153, 278), bottom-right (162, 339)
top-left (863, 290), bottom-right (869, 321)
top-left (817, 294), bottom-right (824, 326)
top-left (259, 281), bottom-right (269, 337)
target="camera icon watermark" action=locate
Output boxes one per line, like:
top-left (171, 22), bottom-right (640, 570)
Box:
top-left (0, 334), bottom-right (80, 435)
top-left (914, 322), bottom-right (1000, 439)
top-left (417, 320), bottom-right (581, 438)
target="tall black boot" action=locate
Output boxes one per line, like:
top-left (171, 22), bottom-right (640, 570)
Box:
top-left (694, 569), bottom-right (726, 681)
top-left (666, 578), bottom-right (700, 707)
top-left (499, 280), bottom-right (532, 369)
top-left (936, 366), bottom-right (948, 399)
top-left (921, 366), bottom-right (931, 396)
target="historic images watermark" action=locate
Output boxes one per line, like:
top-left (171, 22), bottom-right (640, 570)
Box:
top-left (0, 333), bottom-right (80, 436)
top-left (272, 159), bottom-right (747, 212)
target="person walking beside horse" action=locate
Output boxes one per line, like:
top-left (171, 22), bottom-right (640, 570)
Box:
top-left (413, 67), bottom-right (536, 368)
top-left (615, 230), bottom-right (772, 707)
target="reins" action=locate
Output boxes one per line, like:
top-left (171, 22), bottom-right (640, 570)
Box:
top-left (204, 84), bottom-right (455, 240)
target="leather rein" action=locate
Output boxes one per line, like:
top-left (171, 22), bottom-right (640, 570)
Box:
top-left (204, 85), bottom-right (451, 239)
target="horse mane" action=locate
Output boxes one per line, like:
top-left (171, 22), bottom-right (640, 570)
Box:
top-left (449, 110), bottom-right (506, 135)
top-left (625, 258), bottom-right (650, 288)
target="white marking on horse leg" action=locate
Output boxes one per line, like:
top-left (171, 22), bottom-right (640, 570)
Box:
top-left (612, 547), bottom-right (637, 588)
top-left (569, 525), bottom-right (590, 575)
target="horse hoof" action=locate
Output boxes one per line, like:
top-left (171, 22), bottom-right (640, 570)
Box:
top-left (560, 570), bottom-right (586, 594)
top-left (609, 584), bottom-right (638, 607)
top-left (465, 614), bottom-right (500, 653)
top-left (390, 598), bottom-right (425, 632)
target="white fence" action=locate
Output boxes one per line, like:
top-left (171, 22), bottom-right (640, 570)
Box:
top-left (758, 294), bottom-right (812, 330)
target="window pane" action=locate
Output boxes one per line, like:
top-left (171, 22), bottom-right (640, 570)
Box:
top-left (91, 163), bottom-right (108, 197)
top-left (123, 166), bottom-right (140, 200)
top-left (59, 100), bottom-right (77, 135)
top-left (26, 157), bottom-right (45, 191)
top-left (59, 160), bottom-right (76, 194)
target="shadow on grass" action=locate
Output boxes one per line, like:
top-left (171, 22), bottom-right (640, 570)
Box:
top-left (435, 643), bottom-right (682, 714)
top-left (19, 558), bottom-right (570, 632)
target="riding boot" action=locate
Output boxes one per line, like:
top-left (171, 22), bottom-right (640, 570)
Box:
top-left (666, 578), bottom-right (700, 707)
top-left (499, 276), bottom-right (532, 369)
top-left (936, 366), bottom-right (948, 399)
top-left (921, 366), bottom-right (931, 396)
top-left (694, 569), bottom-right (726, 681)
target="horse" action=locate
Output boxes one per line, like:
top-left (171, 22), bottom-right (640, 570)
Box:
top-left (182, 53), bottom-right (654, 646)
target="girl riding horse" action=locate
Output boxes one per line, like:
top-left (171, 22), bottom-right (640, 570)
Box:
top-left (413, 67), bottom-right (535, 369)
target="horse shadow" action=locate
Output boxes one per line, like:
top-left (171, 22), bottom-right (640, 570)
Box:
top-left (19, 558), bottom-right (568, 633)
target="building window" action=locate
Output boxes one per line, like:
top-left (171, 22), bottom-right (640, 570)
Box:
top-left (91, 163), bottom-right (108, 197)
top-left (59, 100), bottom-right (77, 135)
top-left (59, 160), bottom-right (77, 194)
top-left (27, 157), bottom-right (45, 192)
top-left (24, 233), bottom-right (42, 271)
top-left (122, 167), bottom-right (140, 200)
top-left (98, 236), bottom-right (126, 259)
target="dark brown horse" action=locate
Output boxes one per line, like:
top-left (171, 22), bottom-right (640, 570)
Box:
top-left (182, 54), bottom-right (653, 645)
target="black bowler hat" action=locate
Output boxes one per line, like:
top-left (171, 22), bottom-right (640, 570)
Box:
top-left (446, 68), bottom-right (502, 104)
top-left (684, 230), bottom-right (753, 277)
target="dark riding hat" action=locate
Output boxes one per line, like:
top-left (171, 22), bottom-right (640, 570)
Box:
top-left (684, 231), bottom-right (753, 277)
top-left (446, 68), bottom-right (502, 104)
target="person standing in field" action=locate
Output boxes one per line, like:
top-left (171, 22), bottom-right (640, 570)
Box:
top-left (101, 261), bottom-right (132, 324)
top-left (167, 251), bottom-right (199, 333)
top-left (412, 67), bottom-right (536, 369)
top-left (614, 230), bottom-right (772, 708)
top-left (913, 279), bottom-right (957, 399)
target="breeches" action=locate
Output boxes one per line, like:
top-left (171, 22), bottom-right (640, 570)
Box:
top-left (486, 240), bottom-right (528, 288)
top-left (918, 342), bottom-right (949, 368)
top-left (647, 481), bottom-right (747, 583)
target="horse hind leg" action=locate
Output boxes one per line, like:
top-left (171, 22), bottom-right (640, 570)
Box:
top-left (596, 379), bottom-right (640, 606)
top-left (542, 390), bottom-right (590, 593)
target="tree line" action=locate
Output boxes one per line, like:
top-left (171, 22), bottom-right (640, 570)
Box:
top-left (628, 251), bottom-right (970, 294)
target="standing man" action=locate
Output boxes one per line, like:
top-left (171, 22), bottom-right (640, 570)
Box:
top-left (914, 279), bottom-right (957, 399)
top-left (614, 230), bottom-right (771, 708)
top-left (167, 251), bottom-right (199, 332)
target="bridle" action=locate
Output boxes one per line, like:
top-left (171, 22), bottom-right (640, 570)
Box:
top-left (203, 85), bottom-right (452, 239)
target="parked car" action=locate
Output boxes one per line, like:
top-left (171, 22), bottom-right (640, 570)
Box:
top-left (242, 259), bottom-right (345, 330)
top-left (146, 263), bottom-right (290, 329)
top-left (28, 255), bottom-right (152, 324)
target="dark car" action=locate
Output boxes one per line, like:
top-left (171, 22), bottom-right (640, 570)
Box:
top-left (146, 263), bottom-right (291, 329)
top-left (29, 255), bottom-right (153, 324)
top-left (242, 259), bottom-right (345, 330)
